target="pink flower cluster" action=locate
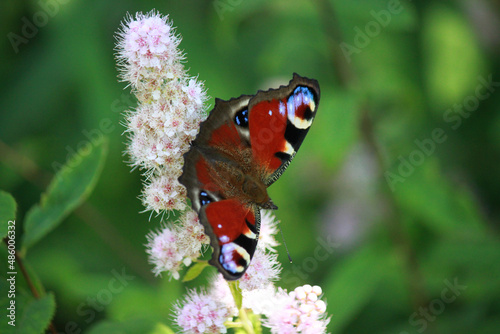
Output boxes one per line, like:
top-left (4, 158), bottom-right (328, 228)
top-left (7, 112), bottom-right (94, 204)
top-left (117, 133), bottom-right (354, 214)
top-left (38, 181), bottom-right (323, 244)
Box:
top-left (146, 210), bottom-right (209, 279)
top-left (265, 285), bottom-right (330, 334)
top-left (116, 10), bottom-right (207, 214)
top-left (116, 11), bottom-right (210, 279)
top-left (175, 281), bottom-right (330, 334)
top-left (174, 290), bottom-right (232, 334)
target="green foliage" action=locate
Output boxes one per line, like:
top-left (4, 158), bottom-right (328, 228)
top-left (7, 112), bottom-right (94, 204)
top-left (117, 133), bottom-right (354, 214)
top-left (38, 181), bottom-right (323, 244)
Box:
top-left (309, 89), bottom-right (361, 168)
top-left (396, 161), bottom-right (487, 236)
top-left (423, 3), bottom-right (486, 110)
top-left (16, 293), bottom-right (56, 334)
top-left (21, 139), bottom-right (108, 252)
top-left (182, 261), bottom-right (210, 282)
top-left (0, 191), bottom-right (16, 239)
top-left (325, 241), bottom-right (399, 333)
top-left (88, 319), bottom-right (174, 334)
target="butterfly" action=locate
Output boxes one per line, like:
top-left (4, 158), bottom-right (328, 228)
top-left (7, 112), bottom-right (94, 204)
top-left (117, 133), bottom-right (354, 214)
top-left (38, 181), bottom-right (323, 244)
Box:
top-left (179, 73), bottom-right (320, 280)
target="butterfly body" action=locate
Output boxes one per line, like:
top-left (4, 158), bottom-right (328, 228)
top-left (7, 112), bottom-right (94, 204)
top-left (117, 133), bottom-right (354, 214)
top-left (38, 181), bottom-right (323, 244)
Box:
top-left (179, 74), bottom-right (320, 280)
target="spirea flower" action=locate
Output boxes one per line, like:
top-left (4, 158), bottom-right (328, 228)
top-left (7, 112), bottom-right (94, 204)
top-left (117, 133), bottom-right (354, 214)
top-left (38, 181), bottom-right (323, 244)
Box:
top-left (209, 274), bottom-right (238, 316)
top-left (116, 10), bottom-right (208, 215)
top-left (264, 284), bottom-right (330, 334)
top-left (146, 224), bottom-right (184, 279)
top-left (178, 210), bottom-right (210, 257)
top-left (141, 171), bottom-right (187, 213)
top-left (146, 209), bottom-right (209, 279)
top-left (238, 247), bottom-right (281, 291)
top-left (259, 210), bottom-right (280, 252)
top-left (174, 289), bottom-right (232, 334)
top-left (242, 284), bottom-right (279, 315)
top-left (116, 11), bottom-right (183, 92)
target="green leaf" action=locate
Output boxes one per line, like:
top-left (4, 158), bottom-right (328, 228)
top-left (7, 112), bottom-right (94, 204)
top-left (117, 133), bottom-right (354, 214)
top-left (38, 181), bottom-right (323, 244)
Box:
top-left (22, 138), bottom-right (107, 251)
top-left (422, 3), bottom-right (486, 111)
top-left (149, 323), bottom-right (175, 334)
top-left (308, 88), bottom-right (360, 168)
top-left (325, 242), bottom-right (396, 333)
top-left (182, 261), bottom-right (209, 282)
top-left (88, 319), bottom-right (170, 334)
top-left (395, 160), bottom-right (487, 236)
top-left (0, 191), bottom-right (16, 239)
top-left (17, 293), bottom-right (56, 334)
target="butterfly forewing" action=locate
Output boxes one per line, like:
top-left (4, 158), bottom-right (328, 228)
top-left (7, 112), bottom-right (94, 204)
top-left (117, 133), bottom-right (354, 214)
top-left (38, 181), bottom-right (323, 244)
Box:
top-left (247, 73), bottom-right (320, 185)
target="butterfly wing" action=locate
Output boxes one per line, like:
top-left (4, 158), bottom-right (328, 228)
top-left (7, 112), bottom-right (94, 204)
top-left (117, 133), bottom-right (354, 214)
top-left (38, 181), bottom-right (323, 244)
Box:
top-left (179, 74), bottom-right (320, 280)
top-left (180, 140), bottom-right (261, 280)
top-left (199, 199), bottom-right (260, 280)
top-left (179, 95), bottom-right (261, 280)
top-left (247, 73), bottom-right (320, 185)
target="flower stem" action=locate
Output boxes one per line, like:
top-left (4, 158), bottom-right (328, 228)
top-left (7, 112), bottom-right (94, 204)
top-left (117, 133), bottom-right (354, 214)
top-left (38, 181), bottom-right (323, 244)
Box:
top-left (228, 280), bottom-right (243, 309)
top-left (238, 307), bottom-right (256, 334)
top-left (228, 280), bottom-right (256, 334)
top-left (3, 241), bottom-right (58, 334)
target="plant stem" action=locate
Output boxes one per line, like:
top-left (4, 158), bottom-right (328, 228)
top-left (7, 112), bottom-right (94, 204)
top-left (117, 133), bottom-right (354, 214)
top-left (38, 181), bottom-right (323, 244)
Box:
top-left (238, 307), bottom-right (256, 334)
top-left (360, 109), bottom-right (428, 309)
top-left (315, 0), bottom-right (429, 311)
top-left (14, 251), bottom-right (39, 298)
top-left (228, 280), bottom-right (256, 334)
top-left (228, 280), bottom-right (243, 309)
top-left (9, 244), bottom-right (58, 334)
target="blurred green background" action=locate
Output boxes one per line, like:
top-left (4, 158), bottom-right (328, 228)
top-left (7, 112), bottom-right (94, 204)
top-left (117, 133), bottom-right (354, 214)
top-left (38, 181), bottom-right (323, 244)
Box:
top-left (1, 0), bottom-right (500, 333)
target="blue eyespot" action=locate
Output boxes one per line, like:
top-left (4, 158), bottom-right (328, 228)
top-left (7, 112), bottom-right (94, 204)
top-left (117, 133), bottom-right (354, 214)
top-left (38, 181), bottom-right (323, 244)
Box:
top-left (199, 191), bottom-right (212, 206)
top-left (234, 109), bottom-right (249, 127)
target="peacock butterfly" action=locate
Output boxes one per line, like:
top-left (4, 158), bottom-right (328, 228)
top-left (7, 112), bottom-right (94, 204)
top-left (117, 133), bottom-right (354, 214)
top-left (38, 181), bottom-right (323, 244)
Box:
top-left (179, 73), bottom-right (320, 280)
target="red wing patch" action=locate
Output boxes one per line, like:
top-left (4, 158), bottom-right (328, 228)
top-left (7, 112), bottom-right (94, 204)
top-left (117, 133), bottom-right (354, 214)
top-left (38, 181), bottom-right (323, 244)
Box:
top-left (208, 121), bottom-right (245, 151)
top-left (194, 156), bottom-right (220, 194)
top-left (248, 99), bottom-right (288, 172)
top-left (200, 200), bottom-right (259, 280)
top-left (204, 199), bottom-right (256, 244)
top-left (248, 82), bottom-right (319, 183)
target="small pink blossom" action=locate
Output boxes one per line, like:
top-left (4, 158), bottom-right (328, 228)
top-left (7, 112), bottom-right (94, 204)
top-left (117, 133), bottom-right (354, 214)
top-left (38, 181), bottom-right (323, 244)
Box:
top-left (142, 173), bottom-right (187, 213)
top-left (264, 285), bottom-right (331, 334)
top-left (183, 78), bottom-right (204, 106)
top-left (178, 210), bottom-right (210, 256)
top-left (258, 210), bottom-right (280, 252)
top-left (146, 225), bottom-right (184, 279)
top-left (174, 289), bottom-right (232, 334)
top-left (117, 11), bottom-right (180, 71)
top-left (208, 275), bottom-right (238, 316)
top-left (239, 248), bottom-right (281, 291)
top-left (146, 209), bottom-right (209, 279)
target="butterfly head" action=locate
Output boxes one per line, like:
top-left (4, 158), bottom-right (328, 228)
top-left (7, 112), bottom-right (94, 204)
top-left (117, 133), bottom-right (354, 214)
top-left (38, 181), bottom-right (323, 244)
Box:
top-left (261, 198), bottom-right (278, 210)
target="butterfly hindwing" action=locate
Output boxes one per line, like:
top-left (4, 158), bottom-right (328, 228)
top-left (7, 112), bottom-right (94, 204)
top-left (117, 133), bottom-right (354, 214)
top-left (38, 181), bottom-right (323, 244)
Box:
top-left (180, 150), bottom-right (261, 280)
top-left (200, 200), bottom-right (260, 280)
top-left (179, 74), bottom-right (320, 280)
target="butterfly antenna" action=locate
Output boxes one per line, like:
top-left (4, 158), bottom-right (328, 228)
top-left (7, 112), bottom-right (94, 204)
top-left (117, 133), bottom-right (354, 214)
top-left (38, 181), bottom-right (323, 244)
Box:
top-left (277, 220), bottom-right (293, 263)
